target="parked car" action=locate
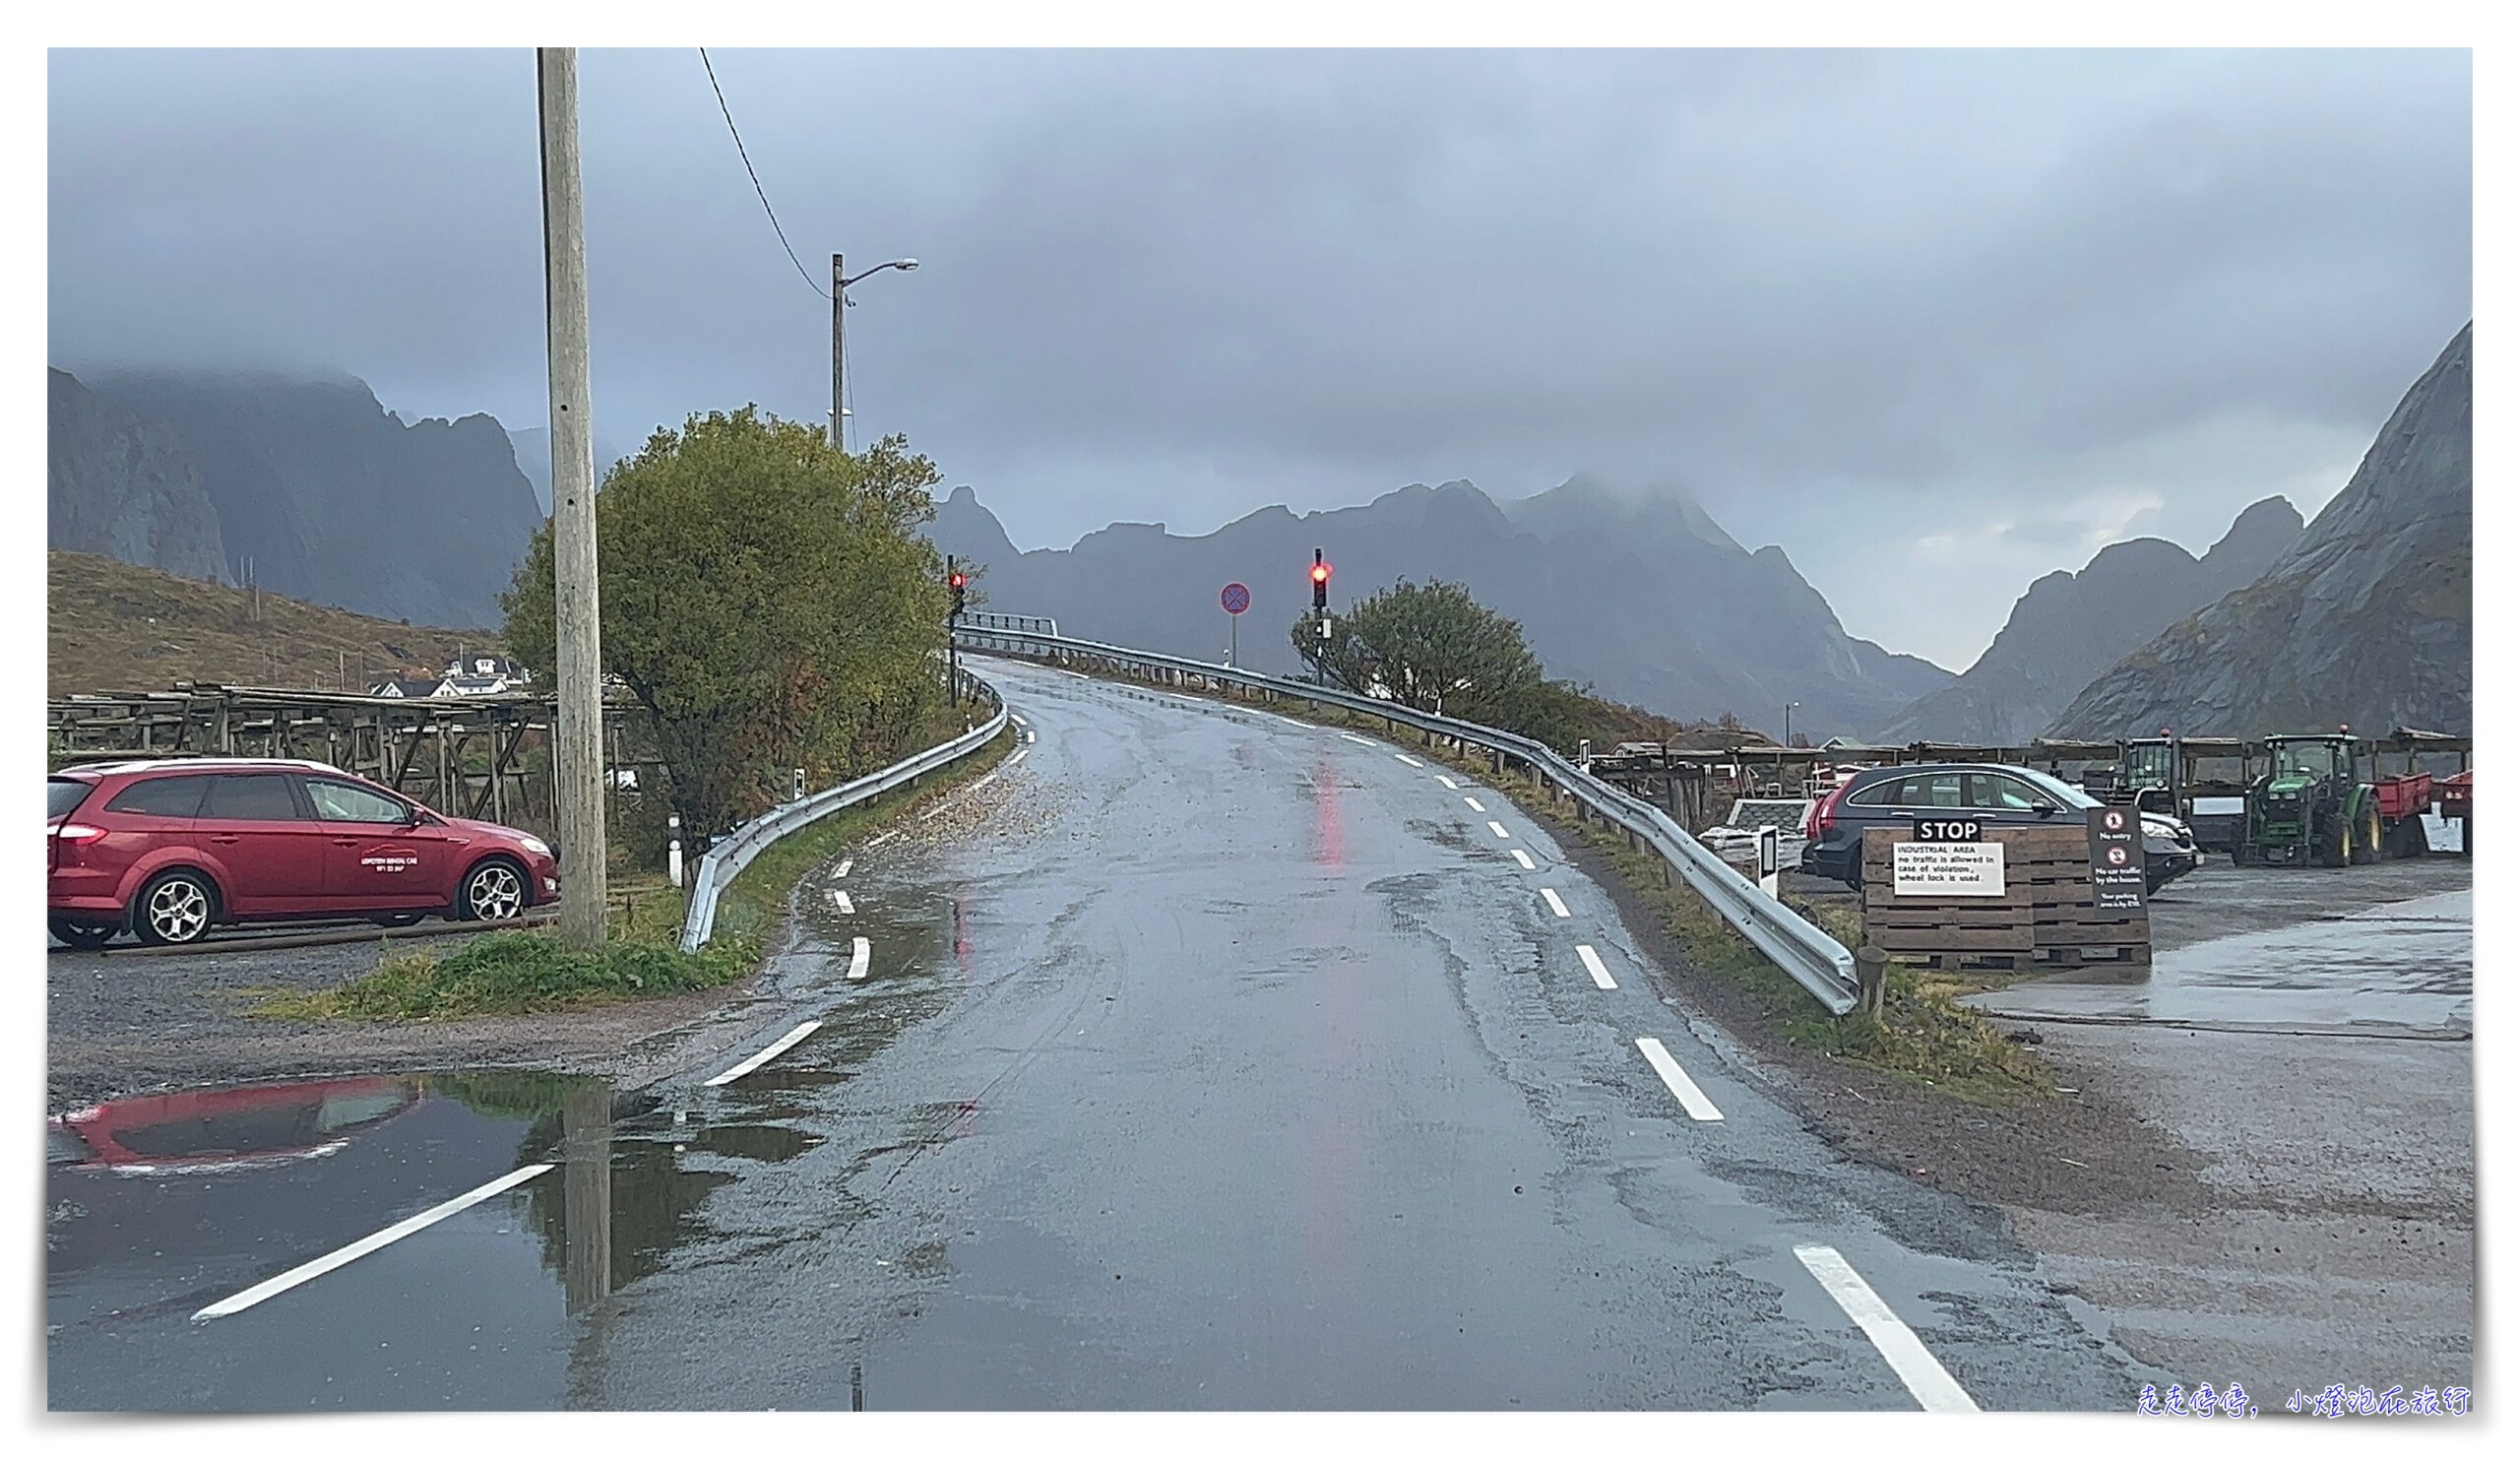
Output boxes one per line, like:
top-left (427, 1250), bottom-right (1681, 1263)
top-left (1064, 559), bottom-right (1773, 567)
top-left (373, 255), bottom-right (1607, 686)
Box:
top-left (46, 758), bottom-right (560, 949)
top-left (1799, 762), bottom-right (2201, 894)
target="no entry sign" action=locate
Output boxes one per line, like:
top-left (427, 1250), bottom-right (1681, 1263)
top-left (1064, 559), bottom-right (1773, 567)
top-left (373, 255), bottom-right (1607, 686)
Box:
top-left (1220, 582), bottom-right (1250, 615)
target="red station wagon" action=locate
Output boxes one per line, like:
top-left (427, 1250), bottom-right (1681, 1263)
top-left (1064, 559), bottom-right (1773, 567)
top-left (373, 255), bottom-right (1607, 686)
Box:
top-left (46, 758), bottom-right (560, 949)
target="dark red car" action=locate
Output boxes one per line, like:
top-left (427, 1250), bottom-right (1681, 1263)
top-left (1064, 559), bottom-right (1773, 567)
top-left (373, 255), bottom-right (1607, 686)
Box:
top-left (46, 758), bottom-right (559, 949)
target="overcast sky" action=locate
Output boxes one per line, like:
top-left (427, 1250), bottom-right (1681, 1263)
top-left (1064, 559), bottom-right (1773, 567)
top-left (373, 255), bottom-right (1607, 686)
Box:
top-left (49, 47), bottom-right (2470, 668)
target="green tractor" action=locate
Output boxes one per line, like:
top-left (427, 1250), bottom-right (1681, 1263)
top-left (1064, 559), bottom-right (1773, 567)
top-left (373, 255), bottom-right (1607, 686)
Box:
top-left (2235, 733), bottom-right (2378, 868)
top-left (2114, 736), bottom-right (2186, 819)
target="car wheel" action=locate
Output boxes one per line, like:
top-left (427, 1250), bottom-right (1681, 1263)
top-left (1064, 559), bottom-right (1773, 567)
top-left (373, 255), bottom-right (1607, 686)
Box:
top-left (370, 912), bottom-right (426, 928)
top-left (457, 857), bottom-right (526, 921)
top-left (48, 918), bottom-right (117, 951)
top-left (133, 869), bottom-right (218, 946)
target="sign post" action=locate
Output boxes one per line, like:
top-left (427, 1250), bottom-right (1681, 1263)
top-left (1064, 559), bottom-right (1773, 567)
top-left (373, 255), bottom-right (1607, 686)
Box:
top-left (2085, 805), bottom-right (2147, 916)
top-left (1756, 825), bottom-right (1781, 898)
top-left (1220, 581), bottom-right (1250, 665)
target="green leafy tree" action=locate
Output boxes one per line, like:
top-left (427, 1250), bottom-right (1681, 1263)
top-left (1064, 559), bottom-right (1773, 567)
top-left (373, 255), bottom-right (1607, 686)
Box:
top-left (504, 410), bottom-right (951, 838)
top-left (1291, 578), bottom-right (1546, 722)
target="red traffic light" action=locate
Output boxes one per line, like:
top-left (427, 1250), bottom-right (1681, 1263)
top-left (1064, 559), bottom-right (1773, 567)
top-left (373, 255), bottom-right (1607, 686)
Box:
top-left (949, 572), bottom-right (968, 589)
top-left (1310, 563), bottom-right (1331, 584)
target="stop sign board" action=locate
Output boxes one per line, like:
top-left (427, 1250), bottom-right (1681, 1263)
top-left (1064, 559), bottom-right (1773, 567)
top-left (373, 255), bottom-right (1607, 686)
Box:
top-left (1221, 582), bottom-right (1250, 615)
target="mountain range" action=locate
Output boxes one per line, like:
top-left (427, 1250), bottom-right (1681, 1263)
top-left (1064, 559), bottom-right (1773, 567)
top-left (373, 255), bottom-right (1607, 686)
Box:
top-left (47, 368), bottom-right (543, 628)
top-left (1872, 497), bottom-right (2302, 745)
top-left (2050, 322), bottom-right (2472, 739)
top-left (929, 474), bottom-right (1953, 738)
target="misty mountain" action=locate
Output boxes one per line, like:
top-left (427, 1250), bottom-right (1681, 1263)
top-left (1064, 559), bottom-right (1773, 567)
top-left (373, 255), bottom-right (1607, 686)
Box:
top-left (2049, 322), bottom-right (2471, 739)
top-left (930, 474), bottom-right (1952, 736)
top-left (1872, 496), bottom-right (2302, 744)
top-left (506, 425), bottom-right (632, 515)
top-left (47, 368), bottom-right (230, 584)
top-left (77, 369), bottom-right (543, 628)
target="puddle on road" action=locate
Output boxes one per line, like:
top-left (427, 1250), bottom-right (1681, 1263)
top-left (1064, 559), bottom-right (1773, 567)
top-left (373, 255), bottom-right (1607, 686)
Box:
top-left (1969, 889), bottom-right (2474, 1035)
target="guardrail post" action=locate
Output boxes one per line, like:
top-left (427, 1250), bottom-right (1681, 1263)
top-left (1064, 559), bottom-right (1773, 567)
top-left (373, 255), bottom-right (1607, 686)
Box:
top-left (1855, 945), bottom-right (1888, 1017)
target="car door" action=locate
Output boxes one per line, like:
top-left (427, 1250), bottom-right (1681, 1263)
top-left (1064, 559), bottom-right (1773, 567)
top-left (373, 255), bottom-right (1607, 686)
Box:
top-left (193, 773), bottom-right (330, 913)
top-left (300, 776), bottom-right (444, 910)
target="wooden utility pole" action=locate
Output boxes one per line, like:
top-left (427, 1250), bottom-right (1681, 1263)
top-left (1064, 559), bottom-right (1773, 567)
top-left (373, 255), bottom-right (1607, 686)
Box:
top-left (539, 47), bottom-right (607, 949)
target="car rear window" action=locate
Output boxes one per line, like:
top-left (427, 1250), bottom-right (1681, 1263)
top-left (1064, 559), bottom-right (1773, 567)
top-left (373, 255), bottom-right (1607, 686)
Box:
top-left (105, 775), bottom-right (212, 819)
top-left (199, 774), bottom-right (305, 821)
top-left (47, 779), bottom-right (94, 820)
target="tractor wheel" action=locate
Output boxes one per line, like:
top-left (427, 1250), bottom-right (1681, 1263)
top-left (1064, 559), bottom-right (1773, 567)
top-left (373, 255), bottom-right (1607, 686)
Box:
top-left (2352, 804), bottom-right (2382, 865)
top-left (2322, 811), bottom-right (2354, 868)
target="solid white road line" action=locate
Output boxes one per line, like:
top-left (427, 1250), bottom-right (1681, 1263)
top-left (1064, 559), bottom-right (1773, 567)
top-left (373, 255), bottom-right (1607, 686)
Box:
top-left (1510, 849), bottom-right (1537, 870)
top-left (1058, 668), bottom-right (1090, 681)
top-left (847, 935), bottom-right (871, 981)
top-left (1487, 820), bottom-right (1512, 839)
top-left (834, 858), bottom-right (852, 878)
top-left (1394, 753), bottom-right (1424, 767)
top-left (1463, 796), bottom-right (1486, 812)
top-left (1008, 748), bottom-right (1030, 768)
top-left (830, 889), bottom-right (854, 914)
top-left (1794, 1245), bottom-right (1982, 1413)
top-left (1577, 943), bottom-right (1619, 989)
top-left (1436, 775), bottom-right (1459, 790)
top-left (1340, 733), bottom-right (1374, 746)
top-left (1634, 1036), bottom-right (1723, 1120)
top-left (195, 1162), bottom-right (556, 1321)
top-left (1012, 714), bottom-right (1029, 727)
top-left (1541, 888), bottom-right (1571, 919)
top-left (706, 1020), bottom-right (826, 1088)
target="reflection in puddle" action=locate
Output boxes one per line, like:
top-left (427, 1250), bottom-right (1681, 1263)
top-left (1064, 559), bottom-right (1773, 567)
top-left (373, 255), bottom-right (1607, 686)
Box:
top-left (50, 1075), bottom-right (426, 1174)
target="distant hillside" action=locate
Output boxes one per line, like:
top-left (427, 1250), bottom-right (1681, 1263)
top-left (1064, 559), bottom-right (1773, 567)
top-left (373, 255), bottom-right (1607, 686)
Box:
top-left (73, 368), bottom-right (543, 628)
top-left (48, 549), bottom-right (498, 700)
top-left (1873, 496), bottom-right (2301, 744)
top-left (2050, 322), bottom-right (2471, 738)
top-left (930, 474), bottom-right (1952, 737)
top-left (47, 369), bottom-right (230, 583)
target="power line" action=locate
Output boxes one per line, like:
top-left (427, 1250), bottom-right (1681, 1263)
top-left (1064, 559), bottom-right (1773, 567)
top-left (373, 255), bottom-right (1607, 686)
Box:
top-left (698, 47), bottom-right (829, 300)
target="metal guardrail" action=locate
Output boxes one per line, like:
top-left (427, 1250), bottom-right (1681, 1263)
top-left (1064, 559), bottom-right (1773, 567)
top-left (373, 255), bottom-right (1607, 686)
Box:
top-left (955, 625), bottom-right (1858, 1014)
top-left (678, 668), bottom-right (1008, 952)
top-left (962, 611), bottom-right (1059, 635)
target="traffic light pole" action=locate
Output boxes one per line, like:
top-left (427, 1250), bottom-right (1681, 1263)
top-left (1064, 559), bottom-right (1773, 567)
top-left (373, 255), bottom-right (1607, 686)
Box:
top-left (945, 553), bottom-right (960, 707)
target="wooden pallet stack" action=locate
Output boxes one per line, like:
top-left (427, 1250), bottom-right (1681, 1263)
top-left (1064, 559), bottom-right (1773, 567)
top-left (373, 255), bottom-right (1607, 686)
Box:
top-left (1860, 825), bottom-right (2150, 971)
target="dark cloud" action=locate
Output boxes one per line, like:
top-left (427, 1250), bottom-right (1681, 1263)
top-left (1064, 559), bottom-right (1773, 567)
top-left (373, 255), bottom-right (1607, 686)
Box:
top-left (48, 47), bottom-right (2470, 667)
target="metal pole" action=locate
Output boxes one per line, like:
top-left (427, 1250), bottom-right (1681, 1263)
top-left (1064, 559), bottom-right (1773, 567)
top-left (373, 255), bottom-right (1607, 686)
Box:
top-left (539, 47), bottom-right (608, 950)
top-left (946, 553), bottom-right (960, 706)
top-left (847, 253), bottom-right (856, 446)
top-left (830, 253), bottom-right (845, 447)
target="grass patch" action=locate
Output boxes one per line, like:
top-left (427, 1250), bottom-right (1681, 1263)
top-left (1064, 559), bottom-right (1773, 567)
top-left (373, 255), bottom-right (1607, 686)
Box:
top-left (1023, 655), bottom-right (2048, 1104)
top-left (256, 928), bottom-right (756, 1020)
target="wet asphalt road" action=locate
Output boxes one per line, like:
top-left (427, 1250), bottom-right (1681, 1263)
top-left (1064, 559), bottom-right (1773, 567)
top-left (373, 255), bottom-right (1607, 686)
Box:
top-left (49, 658), bottom-right (2144, 1411)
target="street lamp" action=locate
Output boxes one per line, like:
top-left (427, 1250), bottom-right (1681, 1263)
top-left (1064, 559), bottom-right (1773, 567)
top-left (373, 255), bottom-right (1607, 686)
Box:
top-left (831, 255), bottom-right (919, 447)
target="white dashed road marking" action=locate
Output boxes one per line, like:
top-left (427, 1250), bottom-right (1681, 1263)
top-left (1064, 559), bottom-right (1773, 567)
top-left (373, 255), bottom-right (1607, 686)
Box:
top-left (1435, 775), bottom-right (1459, 790)
top-left (1008, 748), bottom-right (1030, 768)
top-left (1510, 849), bottom-right (1536, 870)
top-left (706, 1020), bottom-right (826, 1088)
top-left (193, 1164), bottom-right (555, 1321)
top-left (1487, 821), bottom-right (1511, 839)
top-left (829, 889), bottom-right (854, 914)
top-left (1541, 888), bottom-right (1571, 919)
top-left (1576, 943), bottom-right (1618, 989)
top-left (865, 830), bottom-right (897, 849)
top-left (847, 935), bottom-right (871, 981)
top-left (1340, 733), bottom-right (1374, 746)
top-left (1463, 796), bottom-right (1486, 812)
top-left (1634, 1036), bottom-right (1723, 1120)
top-left (1795, 1245), bottom-right (1982, 1413)
top-left (1012, 714), bottom-right (1029, 728)
top-left (833, 858), bottom-right (851, 878)
top-left (1394, 753), bottom-right (1423, 767)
